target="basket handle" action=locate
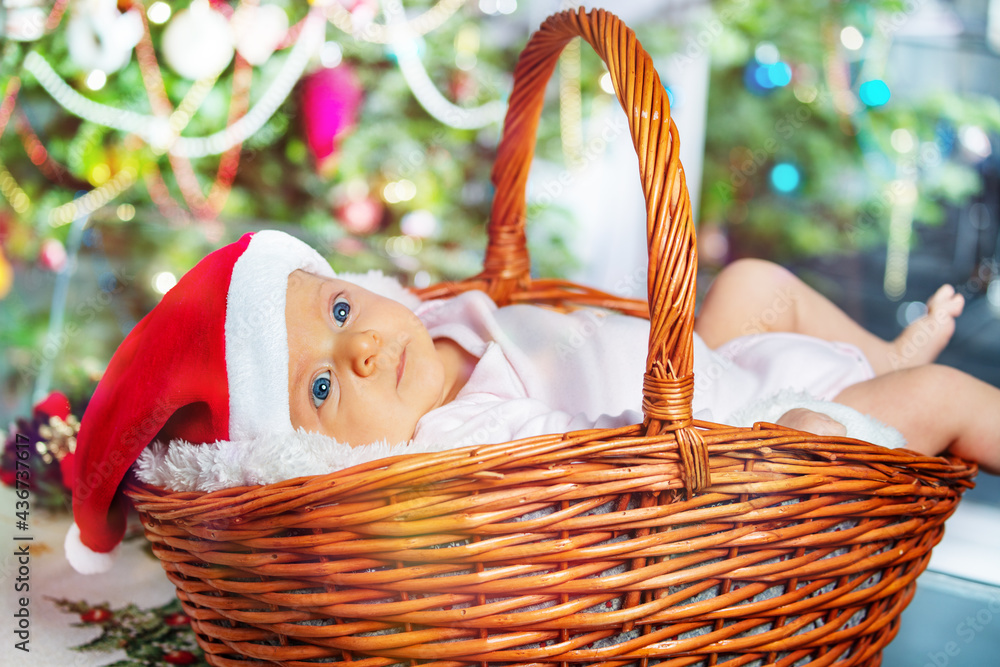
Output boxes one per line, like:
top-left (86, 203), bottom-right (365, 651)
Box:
top-left (483, 8), bottom-right (708, 493)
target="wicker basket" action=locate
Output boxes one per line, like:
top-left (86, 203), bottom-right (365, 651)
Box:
top-left (125, 8), bottom-right (977, 666)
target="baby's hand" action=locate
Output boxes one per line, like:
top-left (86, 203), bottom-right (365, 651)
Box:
top-left (775, 408), bottom-right (847, 437)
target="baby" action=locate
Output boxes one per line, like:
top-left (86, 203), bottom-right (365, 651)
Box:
top-left (66, 230), bottom-right (999, 574)
top-left (283, 267), bottom-right (475, 447)
top-left (284, 247), bottom-right (990, 466)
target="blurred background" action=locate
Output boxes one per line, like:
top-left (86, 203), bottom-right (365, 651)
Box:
top-left (1, 1), bottom-right (998, 664)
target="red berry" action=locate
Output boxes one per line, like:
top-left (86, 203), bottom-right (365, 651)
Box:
top-left (33, 391), bottom-right (71, 420)
top-left (163, 613), bottom-right (190, 626)
top-left (80, 608), bottom-right (113, 623)
top-left (163, 649), bottom-right (197, 665)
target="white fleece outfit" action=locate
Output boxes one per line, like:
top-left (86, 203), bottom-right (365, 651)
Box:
top-left (412, 290), bottom-right (884, 448)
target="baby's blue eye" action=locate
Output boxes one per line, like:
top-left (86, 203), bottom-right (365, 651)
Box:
top-left (311, 371), bottom-right (332, 407)
top-left (332, 298), bottom-right (351, 326)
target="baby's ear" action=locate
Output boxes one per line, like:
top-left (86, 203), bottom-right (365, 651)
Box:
top-left (338, 270), bottom-right (422, 311)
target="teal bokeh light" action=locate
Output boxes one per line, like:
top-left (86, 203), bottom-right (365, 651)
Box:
top-left (768, 62), bottom-right (792, 87)
top-left (859, 79), bottom-right (891, 107)
top-left (754, 66), bottom-right (775, 89)
top-left (771, 162), bottom-right (801, 193)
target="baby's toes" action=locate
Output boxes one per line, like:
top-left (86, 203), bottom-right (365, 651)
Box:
top-left (927, 285), bottom-right (964, 318)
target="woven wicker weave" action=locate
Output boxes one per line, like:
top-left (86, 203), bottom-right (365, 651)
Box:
top-left (125, 8), bottom-right (977, 666)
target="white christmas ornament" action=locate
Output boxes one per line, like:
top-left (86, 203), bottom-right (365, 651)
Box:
top-left (65, 0), bottom-right (143, 73)
top-left (22, 10), bottom-right (325, 158)
top-left (231, 3), bottom-right (289, 65)
top-left (383, 0), bottom-right (505, 129)
top-left (162, 0), bottom-right (235, 80)
top-left (3, 0), bottom-right (47, 42)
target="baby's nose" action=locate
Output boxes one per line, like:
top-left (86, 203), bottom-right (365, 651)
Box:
top-left (348, 330), bottom-right (381, 377)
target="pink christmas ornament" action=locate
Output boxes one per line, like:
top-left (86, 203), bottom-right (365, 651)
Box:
top-left (39, 238), bottom-right (68, 272)
top-left (335, 195), bottom-right (384, 236)
top-left (299, 65), bottom-right (363, 175)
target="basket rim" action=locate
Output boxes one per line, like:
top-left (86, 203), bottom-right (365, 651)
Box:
top-left (125, 417), bottom-right (975, 506)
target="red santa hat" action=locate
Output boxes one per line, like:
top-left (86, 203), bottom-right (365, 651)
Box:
top-left (65, 230), bottom-right (335, 574)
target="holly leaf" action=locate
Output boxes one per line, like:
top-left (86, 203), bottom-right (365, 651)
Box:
top-left (129, 640), bottom-right (167, 661)
top-left (133, 621), bottom-right (173, 644)
top-left (73, 632), bottom-right (127, 653)
top-left (47, 597), bottom-right (90, 614)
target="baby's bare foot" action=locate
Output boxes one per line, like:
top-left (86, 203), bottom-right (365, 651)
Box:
top-left (889, 285), bottom-right (964, 370)
top-left (775, 408), bottom-right (847, 436)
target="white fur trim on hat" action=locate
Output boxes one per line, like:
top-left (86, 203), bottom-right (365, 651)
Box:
top-left (133, 435), bottom-right (456, 492)
top-left (132, 390), bottom-right (907, 493)
top-left (225, 231), bottom-right (335, 441)
top-left (65, 521), bottom-right (120, 574)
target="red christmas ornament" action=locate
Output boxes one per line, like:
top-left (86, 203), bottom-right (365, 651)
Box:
top-left (33, 390), bottom-right (76, 491)
top-left (449, 71), bottom-right (478, 103)
top-left (163, 649), bottom-right (198, 665)
top-left (33, 391), bottom-right (71, 420)
top-left (80, 608), bottom-right (113, 623)
top-left (299, 64), bottom-right (363, 176)
top-left (164, 612), bottom-right (191, 626)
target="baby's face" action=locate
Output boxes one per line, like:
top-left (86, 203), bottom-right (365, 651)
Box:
top-left (285, 270), bottom-right (447, 446)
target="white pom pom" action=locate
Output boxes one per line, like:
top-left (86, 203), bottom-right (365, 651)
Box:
top-left (64, 522), bottom-right (119, 575)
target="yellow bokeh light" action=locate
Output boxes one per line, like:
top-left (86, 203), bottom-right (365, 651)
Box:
top-left (89, 163), bottom-right (111, 186)
top-left (117, 203), bottom-right (136, 221)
